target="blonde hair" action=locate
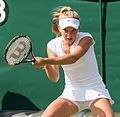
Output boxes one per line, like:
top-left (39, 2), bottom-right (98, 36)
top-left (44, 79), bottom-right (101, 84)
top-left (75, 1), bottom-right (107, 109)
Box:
top-left (52, 6), bottom-right (80, 37)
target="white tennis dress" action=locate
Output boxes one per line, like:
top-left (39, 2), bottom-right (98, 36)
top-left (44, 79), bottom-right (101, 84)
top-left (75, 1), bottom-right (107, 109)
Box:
top-left (47, 32), bottom-right (114, 109)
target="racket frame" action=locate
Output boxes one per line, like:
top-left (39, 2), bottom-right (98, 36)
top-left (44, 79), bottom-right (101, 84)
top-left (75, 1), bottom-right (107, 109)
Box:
top-left (4, 35), bottom-right (35, 66)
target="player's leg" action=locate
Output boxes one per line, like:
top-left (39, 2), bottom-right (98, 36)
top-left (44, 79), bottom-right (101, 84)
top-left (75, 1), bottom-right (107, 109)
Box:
top-left (90, 98), bottom-right (115, 117)
top-left (41, 98), bottom-right (79, 117)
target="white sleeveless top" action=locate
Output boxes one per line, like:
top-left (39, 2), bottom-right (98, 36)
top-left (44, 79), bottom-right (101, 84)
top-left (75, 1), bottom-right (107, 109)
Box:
top-left (47, 32), bottom-right (114, 103)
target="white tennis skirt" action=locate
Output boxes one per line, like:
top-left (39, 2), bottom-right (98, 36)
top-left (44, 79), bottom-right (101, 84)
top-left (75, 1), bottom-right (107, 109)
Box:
top-left (59, 86), bottom-right (114, 105)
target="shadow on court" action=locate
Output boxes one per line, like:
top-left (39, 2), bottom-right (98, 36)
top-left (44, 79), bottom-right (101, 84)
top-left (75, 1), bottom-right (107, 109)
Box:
top-left (2, 91), bottom-right (40, 110)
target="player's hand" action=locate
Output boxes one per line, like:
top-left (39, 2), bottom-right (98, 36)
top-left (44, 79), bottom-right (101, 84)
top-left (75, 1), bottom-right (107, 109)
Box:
top-left (32, 57), bottom-right (46, 69)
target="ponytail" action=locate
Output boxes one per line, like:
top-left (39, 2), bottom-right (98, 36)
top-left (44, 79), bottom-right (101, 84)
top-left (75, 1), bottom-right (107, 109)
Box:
top-left (52, 15), bottom-right (60, 37)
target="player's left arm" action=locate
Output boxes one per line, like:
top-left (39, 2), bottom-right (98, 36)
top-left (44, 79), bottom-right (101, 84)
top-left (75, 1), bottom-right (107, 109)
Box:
top-left (44, 36), bottom-right (93, 65)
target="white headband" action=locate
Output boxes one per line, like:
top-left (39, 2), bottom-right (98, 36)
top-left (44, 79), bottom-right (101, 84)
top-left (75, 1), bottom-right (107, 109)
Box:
top-left (59, 18), bottom-right (80, 29)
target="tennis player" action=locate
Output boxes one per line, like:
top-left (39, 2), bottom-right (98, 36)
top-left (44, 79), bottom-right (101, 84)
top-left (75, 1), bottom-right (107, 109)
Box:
top-left (33, 6), bottom-right (115, 117)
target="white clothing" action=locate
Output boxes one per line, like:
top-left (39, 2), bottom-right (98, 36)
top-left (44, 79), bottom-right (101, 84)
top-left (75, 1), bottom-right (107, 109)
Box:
top-left (59, 18), bottom-right (80, 29)
top-left (47, 32), bottom-right (114, 109)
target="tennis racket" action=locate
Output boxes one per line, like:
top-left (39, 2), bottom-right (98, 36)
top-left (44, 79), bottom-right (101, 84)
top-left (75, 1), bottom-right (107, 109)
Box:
top-left (4, 35), bottom-right (36, 66)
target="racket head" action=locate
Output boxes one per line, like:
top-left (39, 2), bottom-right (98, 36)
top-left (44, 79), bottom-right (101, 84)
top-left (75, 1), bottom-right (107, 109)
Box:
top-left (4, 35), bottom-right (32, 66)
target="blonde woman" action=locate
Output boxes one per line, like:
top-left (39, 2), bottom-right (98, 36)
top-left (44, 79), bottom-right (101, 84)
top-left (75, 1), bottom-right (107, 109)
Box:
top-left (33, 6), bottom-right (114, 117)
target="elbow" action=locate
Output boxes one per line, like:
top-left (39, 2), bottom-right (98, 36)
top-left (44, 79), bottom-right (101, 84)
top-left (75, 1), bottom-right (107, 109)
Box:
top-left (69, 56), bottom-right (78, 64)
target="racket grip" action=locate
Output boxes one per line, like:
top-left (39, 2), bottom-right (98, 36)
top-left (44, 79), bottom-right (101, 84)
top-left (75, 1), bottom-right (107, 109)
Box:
top-left (24, 59), bottom-right (36, 63)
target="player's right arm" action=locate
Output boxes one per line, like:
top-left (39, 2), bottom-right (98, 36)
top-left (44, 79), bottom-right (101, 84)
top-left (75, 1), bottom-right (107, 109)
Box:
top-left (33, 48), bottom-right (59, 83)
top-left (45, 48), bottom-right (59, 83)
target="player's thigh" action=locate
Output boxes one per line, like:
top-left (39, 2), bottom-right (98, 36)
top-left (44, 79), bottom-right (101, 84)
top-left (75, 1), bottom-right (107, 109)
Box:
top-left (41, 98), bottom-right (79, 117)
top-left (90, 98), bottom-right (115, 117)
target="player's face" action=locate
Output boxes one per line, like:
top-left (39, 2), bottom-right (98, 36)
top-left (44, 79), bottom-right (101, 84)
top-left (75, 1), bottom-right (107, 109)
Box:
top-left (59, 27), bottom-right (78, 46)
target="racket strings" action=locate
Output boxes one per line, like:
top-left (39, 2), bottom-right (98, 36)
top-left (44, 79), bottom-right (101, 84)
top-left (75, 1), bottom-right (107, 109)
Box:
top-left (5, 36), bottom-right (31, 65)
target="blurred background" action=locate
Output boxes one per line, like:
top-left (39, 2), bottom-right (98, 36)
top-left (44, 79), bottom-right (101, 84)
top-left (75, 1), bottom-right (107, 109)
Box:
top-left (0, 0), bottom-right (120, 114)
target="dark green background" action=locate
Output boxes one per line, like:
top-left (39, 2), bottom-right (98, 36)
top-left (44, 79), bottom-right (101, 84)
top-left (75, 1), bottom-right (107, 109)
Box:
top-left (0, 0), bottom-right (120, 112)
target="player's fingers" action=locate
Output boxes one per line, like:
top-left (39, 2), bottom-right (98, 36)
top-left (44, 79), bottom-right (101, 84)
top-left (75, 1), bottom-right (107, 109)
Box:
top-left (32, 57), bottom-right (39, 65)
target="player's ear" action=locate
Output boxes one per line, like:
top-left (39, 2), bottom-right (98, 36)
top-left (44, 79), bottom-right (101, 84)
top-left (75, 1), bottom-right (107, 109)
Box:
top-left (58, 25), bottom-right (62, 32)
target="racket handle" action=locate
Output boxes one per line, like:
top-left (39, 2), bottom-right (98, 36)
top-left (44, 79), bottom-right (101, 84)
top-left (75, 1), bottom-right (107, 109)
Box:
top-left (25, 59), bottom-right (36, 62)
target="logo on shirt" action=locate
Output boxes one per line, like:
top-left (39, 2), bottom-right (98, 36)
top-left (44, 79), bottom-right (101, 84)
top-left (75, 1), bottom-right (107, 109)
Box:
top-left (98, 93), bottom-right (103, 96)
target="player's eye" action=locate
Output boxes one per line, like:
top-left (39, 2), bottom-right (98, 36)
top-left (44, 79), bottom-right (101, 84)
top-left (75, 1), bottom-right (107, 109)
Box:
top-left (63, 29), bottom-right (67, 33)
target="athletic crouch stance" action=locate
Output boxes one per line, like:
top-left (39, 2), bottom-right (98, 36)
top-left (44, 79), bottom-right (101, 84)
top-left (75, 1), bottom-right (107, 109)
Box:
top-left (33, 6), bottom-right (115, 117)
